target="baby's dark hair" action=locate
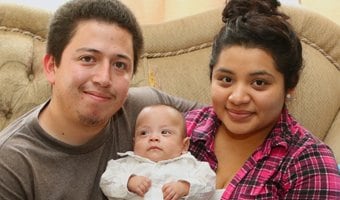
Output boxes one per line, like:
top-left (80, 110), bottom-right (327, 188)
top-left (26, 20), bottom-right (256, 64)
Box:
top-left (210, 0), bottom-right (303, 92)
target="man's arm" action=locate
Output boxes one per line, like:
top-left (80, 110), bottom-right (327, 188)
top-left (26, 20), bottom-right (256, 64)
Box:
top-left (0, 146), bottom-right (32, 200)
top-left (127, 86), bottom-right (203, 113)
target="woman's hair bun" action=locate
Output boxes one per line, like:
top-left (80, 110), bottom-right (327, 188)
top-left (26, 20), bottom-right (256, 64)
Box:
top-left (222, 0), bottom-right (282, 23)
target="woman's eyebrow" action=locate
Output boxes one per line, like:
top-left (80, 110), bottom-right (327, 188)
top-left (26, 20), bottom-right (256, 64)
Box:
top-left (249, 70), bottom-right (275, 78)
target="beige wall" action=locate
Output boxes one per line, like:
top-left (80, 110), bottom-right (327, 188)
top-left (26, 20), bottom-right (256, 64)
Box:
top-left (120, 0), bottom-right (225, 24)
top-left (301, 0), bottom-right (340, 25)
top-left (121, 0), bottom-right (339, 25)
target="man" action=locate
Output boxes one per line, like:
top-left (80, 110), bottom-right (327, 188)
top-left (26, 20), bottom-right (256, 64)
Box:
top-left (0, 0), bottom-right (197, 199)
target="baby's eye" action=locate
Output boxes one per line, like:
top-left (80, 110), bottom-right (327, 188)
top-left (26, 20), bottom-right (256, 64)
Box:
top-left (140, 131), bottom-right (146, 135)
top-left (138, 130), bottom-right (149, 136)
top-left (161, 130), bottom-right (172, 135)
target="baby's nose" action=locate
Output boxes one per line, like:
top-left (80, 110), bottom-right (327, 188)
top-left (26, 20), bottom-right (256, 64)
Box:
top-left (149, 132), bottom-right (160, 141)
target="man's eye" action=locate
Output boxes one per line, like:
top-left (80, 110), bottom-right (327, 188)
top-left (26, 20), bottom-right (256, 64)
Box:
top-left (113, 62), bottom-right (127, 69)
top-left (80, 56), bottom-right (95, 63)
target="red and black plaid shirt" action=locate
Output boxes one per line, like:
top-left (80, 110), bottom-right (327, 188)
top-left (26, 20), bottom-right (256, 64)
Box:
top-left (185, 106), bottom-right (340, 199)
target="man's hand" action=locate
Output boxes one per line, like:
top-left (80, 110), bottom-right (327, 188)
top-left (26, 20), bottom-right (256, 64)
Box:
top-left (162, 180), bottom-right (190, 200)
top-left (127, 175), bottom-right (152, 197)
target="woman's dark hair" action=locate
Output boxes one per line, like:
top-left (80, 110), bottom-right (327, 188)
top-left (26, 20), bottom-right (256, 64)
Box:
top-left (210, 0), bottom-right (303, 91)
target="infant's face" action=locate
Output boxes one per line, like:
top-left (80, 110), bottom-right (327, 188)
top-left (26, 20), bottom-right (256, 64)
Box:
top-left (134, 105), bottom-right (188, 162)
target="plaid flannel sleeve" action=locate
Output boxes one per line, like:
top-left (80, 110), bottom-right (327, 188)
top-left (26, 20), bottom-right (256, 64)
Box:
top-left (283, 143), bottom-right (340, 199)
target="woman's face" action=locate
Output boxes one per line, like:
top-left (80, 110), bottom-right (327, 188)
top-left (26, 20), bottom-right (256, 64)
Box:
top-left (211, 46), bottom-right (286, 137)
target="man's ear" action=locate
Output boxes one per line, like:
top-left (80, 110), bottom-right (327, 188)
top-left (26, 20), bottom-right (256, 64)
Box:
top-left (43, 54), bottom-right (57, 85)
top-left (182, 137), bottom-right (190, 153)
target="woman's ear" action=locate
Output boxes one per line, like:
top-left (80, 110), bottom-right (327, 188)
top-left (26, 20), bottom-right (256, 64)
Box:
top-left (43, 54), bottom-right (57, 85)
top-left (286, 88), bottom-right (295, 100)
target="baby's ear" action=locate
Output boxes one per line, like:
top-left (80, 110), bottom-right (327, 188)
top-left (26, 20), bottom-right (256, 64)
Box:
top-left (182, 137), bottom-right (190, 153)
top-left (132, 137), bottom-right (136, 147)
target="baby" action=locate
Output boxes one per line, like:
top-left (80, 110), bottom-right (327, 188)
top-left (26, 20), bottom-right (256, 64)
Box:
top-left (100, 104), bottom-right (215, 200)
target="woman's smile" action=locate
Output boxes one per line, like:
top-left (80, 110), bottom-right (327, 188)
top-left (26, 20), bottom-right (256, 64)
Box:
top-left (226, 108), bottom-right (254, 122)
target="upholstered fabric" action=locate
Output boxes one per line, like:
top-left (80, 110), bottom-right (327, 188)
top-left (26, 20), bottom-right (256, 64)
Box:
top-left (0, 4), bottom-right (51, 129)
top-left (0, 3), bottom-right (339, 161)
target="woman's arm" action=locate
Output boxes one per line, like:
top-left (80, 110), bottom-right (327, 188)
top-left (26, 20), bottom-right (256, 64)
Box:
top-left (283, 144), bottom-right (340, 199)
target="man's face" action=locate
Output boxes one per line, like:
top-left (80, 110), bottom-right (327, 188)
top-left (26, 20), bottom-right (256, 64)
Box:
top-left (45, 20), bottom-right (134, 128)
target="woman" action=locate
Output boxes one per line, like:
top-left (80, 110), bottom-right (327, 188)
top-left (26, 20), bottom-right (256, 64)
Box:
top-left (185, 0), bottom-right (340, 199)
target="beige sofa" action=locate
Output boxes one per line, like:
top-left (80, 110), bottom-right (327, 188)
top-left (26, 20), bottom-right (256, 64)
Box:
top-left (0, 3), bottom-right (339, 161)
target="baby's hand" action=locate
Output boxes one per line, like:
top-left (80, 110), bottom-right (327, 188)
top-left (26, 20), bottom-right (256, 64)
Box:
top-left (127, 175), bottom-right (151, 197)
top-left (162, 180), bottom-right (190, 200)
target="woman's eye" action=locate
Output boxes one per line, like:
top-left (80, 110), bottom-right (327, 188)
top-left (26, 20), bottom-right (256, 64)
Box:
top-left (253, 80), bottom-right (266, 86)
top-left (252, 79), bottom-right (270, 90)
top-left (221, 76), bottom-right (232, 83)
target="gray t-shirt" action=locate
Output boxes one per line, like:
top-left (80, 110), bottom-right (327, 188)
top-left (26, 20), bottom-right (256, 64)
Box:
top-left (0, 87), bottom-right (199, 200)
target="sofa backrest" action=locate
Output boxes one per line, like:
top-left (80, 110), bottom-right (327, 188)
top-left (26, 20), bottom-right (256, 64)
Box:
top-left (0, 4), bottom-right (51, 129)
top-left (0, 3), bottom-right (339, 160)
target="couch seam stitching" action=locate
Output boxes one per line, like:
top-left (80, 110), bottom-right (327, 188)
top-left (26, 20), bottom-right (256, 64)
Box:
top-left (141, 42), bottom-right (212, 58)
top-left (301, 37), bottom-right (340, 71)
top-left (0, 26), bottom-right (46, 42)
